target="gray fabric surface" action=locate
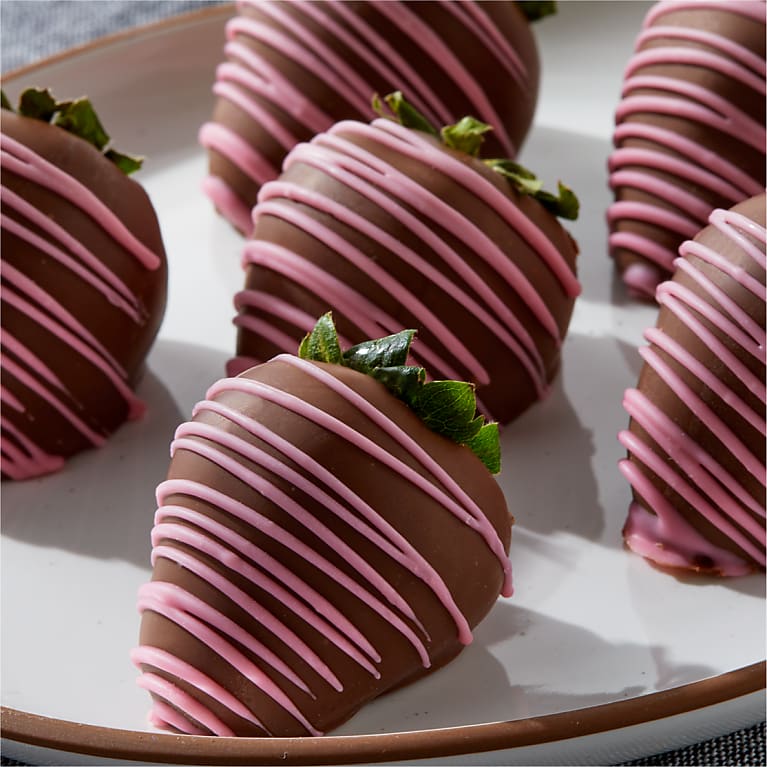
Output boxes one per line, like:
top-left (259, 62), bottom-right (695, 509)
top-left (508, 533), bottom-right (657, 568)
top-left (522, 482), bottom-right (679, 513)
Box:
top-left (0, 2), bottom-right (764, 766)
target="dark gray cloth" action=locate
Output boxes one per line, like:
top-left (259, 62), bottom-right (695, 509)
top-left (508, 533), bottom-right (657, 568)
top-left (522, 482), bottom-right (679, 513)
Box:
top-left (0, 2), bottom-right (764, 766)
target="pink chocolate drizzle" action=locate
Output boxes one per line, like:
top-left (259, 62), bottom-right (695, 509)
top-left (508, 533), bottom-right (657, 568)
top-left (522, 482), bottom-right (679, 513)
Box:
top-left (607, 0), bottom-right (766, 299)
top-left (618, 205), bottom-right (767, 575)
top-left (199, 0), bottom-right (532, 232)
top-left (234, 118), bottom-right (579, 415)
top-left (135, 357), bottom-right (510, 735)
top-left (0, 133), bottom-right (159, 480)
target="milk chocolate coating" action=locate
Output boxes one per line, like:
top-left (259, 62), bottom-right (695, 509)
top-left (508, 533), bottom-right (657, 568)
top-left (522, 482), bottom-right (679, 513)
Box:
top-left (619, 193), bottom-right (766, 575)
top-left (201, 0), bottom-right (540, 234)
top-left (1, 111), bottom-right (167, 479)
top-left (608, 1), bottom-right (766, 301)
top-left (135, 357), bottom-right (512, 736)
top-left (232, 118), bottom-right (579, 425)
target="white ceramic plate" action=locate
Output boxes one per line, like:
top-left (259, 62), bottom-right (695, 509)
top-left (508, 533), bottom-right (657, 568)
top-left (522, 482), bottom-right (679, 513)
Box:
top-left (1, 3), bottom-right (765, 765)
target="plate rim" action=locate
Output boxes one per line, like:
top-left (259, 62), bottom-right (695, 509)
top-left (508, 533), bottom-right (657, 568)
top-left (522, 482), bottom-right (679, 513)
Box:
top-left (1, 3), bottom-right (764, 763)
top-left (1, 662), bottom-right (764, 764)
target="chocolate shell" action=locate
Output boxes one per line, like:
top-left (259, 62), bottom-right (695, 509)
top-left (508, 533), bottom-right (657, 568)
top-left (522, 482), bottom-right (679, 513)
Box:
top-left (608, 0), bottom-right (766, 300)
top-left (200, 0), bottom-right (541, 234)
top-left (133, 355), bottom-right (512, 736)
top-left (0, 111), bottom-right (167, 480)
top-left (231, 118), bottom-right (580, 425)
top-left (619, 193), bottom-right (766, 575)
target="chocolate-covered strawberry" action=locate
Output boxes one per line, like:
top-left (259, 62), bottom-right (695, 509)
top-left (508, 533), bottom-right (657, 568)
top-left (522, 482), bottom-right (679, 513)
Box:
top-left (231, 93), bottom-right (580, 425)
top-left (1, 89), bottom-right (167, 480)
top-left (608, 0), bottom-right (766, 300)
top-left (134, 314), bottom-right (511, 737)
top-left (200, 0), bottom-right (555, 234)
top-left (619, 193), bottom-right (766, 575)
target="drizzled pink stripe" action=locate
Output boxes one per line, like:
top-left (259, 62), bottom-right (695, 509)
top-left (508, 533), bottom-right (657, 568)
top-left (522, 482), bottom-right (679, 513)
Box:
top-left (1, 338), bottom-right (106, 446)
top-left (198, 123), bottom-right (276, 187)
top-left (1, 185), bottom-right (141, 319)
top-left (155, 476), bottom-right (431, 664)
top-left (154, 503), bottom-right (381, 672)
top-left (137, 672), bottom-right (235, 736)
top-left (273, 356), bottom-right (512, 595)
top-left (620, 205), bottom-right (766, 572)
top-left (254, 198), bottom-right (488, 384)
top-left (374, 2), bottom-right (514, 155)
top-left (645, 0), bottom-right (767, 25)
top-left (252, 181), bottom-right (543, 389)
top-left (277, 138), bottom-right (547, 383)
top-left (131, 646), bottom-right (265, 728)
top-left (137, 582), bottom-right (322, 736)
top-left (608, 1), bottom-right (766, 296)
top-left (170, 426), bottom-right (425, 632)
top-left (192, 397), bottom-right (470, 643)
top-left (0, 136), bottom-right (161, 270)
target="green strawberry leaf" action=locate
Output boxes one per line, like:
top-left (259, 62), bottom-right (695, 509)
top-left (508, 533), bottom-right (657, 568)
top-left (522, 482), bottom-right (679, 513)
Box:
top-left (298, 313), bottom-right (502, 473)
top-left (8, 88), bottom-right (143, 175)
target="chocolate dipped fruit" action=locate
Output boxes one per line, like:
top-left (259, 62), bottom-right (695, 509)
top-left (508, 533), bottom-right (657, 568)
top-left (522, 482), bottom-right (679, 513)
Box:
top-left (231, 93), bottom-right (580, 425)
top-left (200, 0), bottom-right (554, 234)
top-left (619, 193), bottom-right (766, 576)
top-left (608, 0), bottom-right (766, 300)
top-left (133, 313), bottom-right (512, 737)
top-left (1, 89), bottom-right (168, 480)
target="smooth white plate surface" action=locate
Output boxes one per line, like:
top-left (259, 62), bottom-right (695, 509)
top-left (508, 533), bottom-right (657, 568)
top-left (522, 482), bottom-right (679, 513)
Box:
top-left (2, 3), bottom-right (765, 765)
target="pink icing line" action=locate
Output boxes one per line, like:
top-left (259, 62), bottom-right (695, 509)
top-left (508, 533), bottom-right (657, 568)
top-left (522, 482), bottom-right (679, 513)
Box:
top-left (2, 286), bottom-right (143, 420)
top-left (205, 0), bottom-right (534, 230)
top-left (153, 502), bottom-right (381, 673)
top-left (192, 397), bottom-right (471, 644)
top-left (155, 476), bottom-right (430, 664)
top-left (639, 344), bottom-right (764, 485)
top-left (443, 0), bottom-right (529, 89)
top-left (272, 137), bottom-right (547, 388)
top-left (149, 539), bottom-right (331, 693)
top-left (229, 14), bottom-right (371, 117)
top-left (200, 175), bottom-right (253, 236)
top-left (609, 167), bottom-right (713, 224)
top-left (198, 123), bottom-right (276, 187)
top-left (351, 118), bottom-right (580, 301)
top-left (296, 0), bottom-right (446, 125)
top-left (137, 672), bottom-right (235, 736)
top-left (205, 369), bottom-right (510, 592)
top-left (654, 288), bottom-right (764, 408)
top-left (608, 148), bottom-right (745, 207)
top-left (637, 26), bottom-right (766, 76)
top-left (621, 494), bottom-right (753, 576)
top-left (619, 205), bottom-right (766, 572)
top-left (0, 416), bottom-right (65, 480)
top-left (616, 75), bottom-right (764, 152)
top-left (221, 37), bottom-right (332, 130)
top-left (1, 185), bottom-right (142, 320)
top-left (0, 136), bottom-right (161, 270)
top-left (619, 422), bottom-right (765, 565)
top-left (373, 1), bottom-right (514, 156)
top-left (137, 581), bottom-right (322, 736)
top-left (625, 47), bottom-right (765, 94)
top-left (131, 646), bottom-right (264, 729)
top-left (253, 181), bottom-right (544, 390)
top-left (3, 262), bottom-right (127, 378)
top-left (1, 212), bottom-right (142, 323)
top-left (645, 0), bottom-right (767, 25)
top-left (612, 123), bottom-right (763, 199)
top-left (608, 3), bottom-right (765, 292)
top-left (273, 356), bottom-right (513, 595)
top-left (1, 336), bottom-right (106, 447)
top-left (212, 76), bottom-right (298, 152)
top-left (253, 197), bottom-right (489, 384)
top-left (170, 425), bottom-right (426, 635)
